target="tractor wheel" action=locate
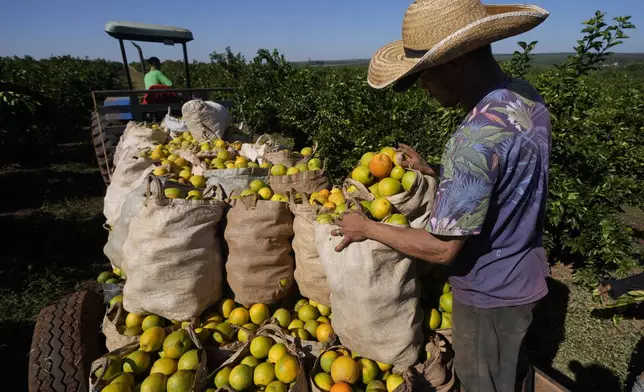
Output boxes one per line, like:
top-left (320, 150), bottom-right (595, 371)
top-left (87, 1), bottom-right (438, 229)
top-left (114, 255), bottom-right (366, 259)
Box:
top-left (28, 290), bottom-right (105, 392)
top-left (91, 113), bottom-right (126, 186)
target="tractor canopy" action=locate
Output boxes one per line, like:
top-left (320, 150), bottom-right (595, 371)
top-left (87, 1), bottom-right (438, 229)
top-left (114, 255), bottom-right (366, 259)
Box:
top-left (105, 21), bottom-right (193, 44)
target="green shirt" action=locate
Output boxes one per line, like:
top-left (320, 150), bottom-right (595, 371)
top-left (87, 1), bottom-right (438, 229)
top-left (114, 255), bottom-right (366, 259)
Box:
top-left (144, 69), bottom-right (173, 89)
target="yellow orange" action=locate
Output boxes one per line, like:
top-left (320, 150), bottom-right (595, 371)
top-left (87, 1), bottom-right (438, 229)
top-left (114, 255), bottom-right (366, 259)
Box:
top-left (380, 147), bottom-right (397, 159)
top-left (370, 198), bottom-right (393, 221)
top-left (327, 192), bottom-right (345, 206)
top-left (275, 354), bottom-right (300, 384)
top-left (316, 323), bottom-right (335, 343)
top-left (320, 350), bottom-right (339, 373)
top-left (331, 356), bottom-right (360, 384)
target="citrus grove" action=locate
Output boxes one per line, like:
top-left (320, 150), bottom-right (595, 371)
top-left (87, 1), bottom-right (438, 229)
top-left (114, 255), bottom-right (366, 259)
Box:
top-left (1, 12), bottom-right (640, 282)
top-left (1, 9), bottom-right (642, 392)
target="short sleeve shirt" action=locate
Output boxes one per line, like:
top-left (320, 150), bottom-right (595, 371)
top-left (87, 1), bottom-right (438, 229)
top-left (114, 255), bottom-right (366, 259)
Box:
top-left (427, 78), bottom-right (551, 308)
top-left (144, 69), bottom-right (173, 89)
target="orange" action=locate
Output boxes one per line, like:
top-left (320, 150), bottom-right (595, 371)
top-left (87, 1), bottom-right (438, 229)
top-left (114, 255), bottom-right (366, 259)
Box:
top-left (368, 153), bottom-right (393, 179)
top-left (424, 308), bottom-right (442, 330)
top-left (317, 189), bottom-right (329, 199)
top-left (323, 201), bottom-right (336, 210)
top-left (314, 372), bottom-right (334, 391)
top-left (380, 147), bottom-right (397, 159)
top-left (377, 178), bottom-right (403, 197)
top-left (249, 303), bottom-right (270, 325)
top-left (327, 192), bottom-right (345, 206)
top-left (390, 166), bottom-right (405, 181)
top-left (330, 381), bottom-right (354, 392)
top-left (360, 152), bottom-right (376, 167)
top-left (275, 354), bottom-right (300, 384)
top-left (331, 356), bottom-right (360, 384)
top-left (370, 198), bottom-right (393, 221)
top-left (386, 374), bottom-right (405, 392)
top-left (401, 171), bottom-right (416, 191)
top-left (298, 304), bottom-right (320, 322)
top-left (439, 292), bottom-right (453, 313)
top-left (385, 214), bottom-right (408, 226)
top-left (316, 323), bottom-right (335, 343)
top-left (229, 307), bottom-right (250, 326)
top-left (351, 166), bottom-right (374, 186)
top-left (320, 350), bottom-right (340, 373)
top-left (368, 183), bottom-right (381, 198)
top-left (440, 312), bottom-right (452, 329)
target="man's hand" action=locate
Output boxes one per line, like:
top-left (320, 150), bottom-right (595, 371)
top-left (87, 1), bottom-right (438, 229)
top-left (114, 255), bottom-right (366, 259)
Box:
top-left (397, 143), bottom-right (437, 177)
top-left (331, 212), bottom-right (372, 252)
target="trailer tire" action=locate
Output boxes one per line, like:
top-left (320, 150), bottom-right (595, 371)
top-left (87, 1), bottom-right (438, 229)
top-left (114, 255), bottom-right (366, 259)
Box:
top-left (28, 290), bottom-right (105, 392)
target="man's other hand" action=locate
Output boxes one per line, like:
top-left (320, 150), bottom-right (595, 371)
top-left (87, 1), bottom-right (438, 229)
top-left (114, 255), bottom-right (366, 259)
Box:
top-left (397, 143), bottom-right (437, 177)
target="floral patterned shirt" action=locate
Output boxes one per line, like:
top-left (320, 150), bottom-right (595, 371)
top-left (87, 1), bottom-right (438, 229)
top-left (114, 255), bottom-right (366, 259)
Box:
top-left (427, 78), bottom-right (551, 308)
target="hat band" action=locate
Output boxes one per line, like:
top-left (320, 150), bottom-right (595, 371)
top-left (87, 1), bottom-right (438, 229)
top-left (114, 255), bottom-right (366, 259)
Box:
top-left (403, 47), bottom-right (429, 59)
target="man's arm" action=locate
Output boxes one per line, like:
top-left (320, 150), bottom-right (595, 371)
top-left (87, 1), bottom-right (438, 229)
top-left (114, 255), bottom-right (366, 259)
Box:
top-left (333, 213), bottom-right (467, 264)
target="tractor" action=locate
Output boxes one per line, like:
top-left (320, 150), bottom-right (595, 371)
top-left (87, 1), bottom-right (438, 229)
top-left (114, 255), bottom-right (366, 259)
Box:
top-left (91, 21), bottom-right (233, 185)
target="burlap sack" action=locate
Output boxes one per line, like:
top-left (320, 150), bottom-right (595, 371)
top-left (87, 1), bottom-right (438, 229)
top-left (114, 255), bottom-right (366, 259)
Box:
top-left (240, 140), bottom-right (270, 163)
top-left (343, 172), bottom-right (438, 277)
top-left (255, 134), bottom-right (307, 167)
top-left (113, 121), bottom-right (169, 169)
top-left (288, 193), bottom-right (330, 307)
top-left (103, 180), bottom-right (149, 269)
top-left (409, 330), bottom-right (456, 392)
top-left (182, 100), bottom-right (232, 142)
top-left (89, 327), bottom-right (207, 392)
top-left (104, 122), bottom-right (168, 226)
top-left (121, 178), bottom-right (226, 321)
top-left (224, 194), bottom-right (295, 307)
top-left (101, 303), bottom-right (138, 352)
top-left (195, 324), bottom-right (309, 392)
top-left (315, 221), bottom-right (423, 370)
top-left (204, 167), bottom-right (270, 199)
top-left (270, 161), bottom-right (330, 196)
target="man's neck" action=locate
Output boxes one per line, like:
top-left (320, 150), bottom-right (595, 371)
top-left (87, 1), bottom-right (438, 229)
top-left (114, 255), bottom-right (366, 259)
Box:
top-left (459, 64), bottom-right (507, 112)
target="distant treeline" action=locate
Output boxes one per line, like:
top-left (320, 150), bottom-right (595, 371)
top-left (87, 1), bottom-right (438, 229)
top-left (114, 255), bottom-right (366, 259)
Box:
top-left (290, 53), bottom-right (644, 69)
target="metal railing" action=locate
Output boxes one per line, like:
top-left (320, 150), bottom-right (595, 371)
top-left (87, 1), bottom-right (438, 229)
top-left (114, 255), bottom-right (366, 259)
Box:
top-left (91, 87), bottom-right (235, 120)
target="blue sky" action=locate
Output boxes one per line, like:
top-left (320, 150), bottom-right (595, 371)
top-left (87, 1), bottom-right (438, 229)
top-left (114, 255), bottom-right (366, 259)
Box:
top-left (1, 0), bottom-right (642, 62)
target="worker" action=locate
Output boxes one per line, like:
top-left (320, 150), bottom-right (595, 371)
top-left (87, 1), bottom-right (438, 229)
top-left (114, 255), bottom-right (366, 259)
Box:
top-left (144, 57), bottom-right (173, 90)
top-left (331, 0), bottom-right (550, 391)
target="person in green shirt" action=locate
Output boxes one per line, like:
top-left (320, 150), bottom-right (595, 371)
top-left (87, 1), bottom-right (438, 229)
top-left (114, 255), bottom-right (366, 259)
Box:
top-left (144, 57), bottom-right (173, 89)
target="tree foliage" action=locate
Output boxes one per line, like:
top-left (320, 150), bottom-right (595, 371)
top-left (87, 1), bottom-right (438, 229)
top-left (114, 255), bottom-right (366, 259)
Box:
top-left (1, 11), bottom-right (642, 281)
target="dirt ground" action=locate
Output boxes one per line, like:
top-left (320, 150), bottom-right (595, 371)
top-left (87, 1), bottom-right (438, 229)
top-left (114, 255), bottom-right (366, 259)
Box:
top-left (0, 141), bottom-right (642, 391)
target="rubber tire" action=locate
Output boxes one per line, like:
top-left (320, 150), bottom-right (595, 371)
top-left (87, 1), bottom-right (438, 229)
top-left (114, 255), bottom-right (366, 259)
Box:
top-left (28, 290), bottom-right (105, 392)
top-left (91, 113), bottom-right (126, 186)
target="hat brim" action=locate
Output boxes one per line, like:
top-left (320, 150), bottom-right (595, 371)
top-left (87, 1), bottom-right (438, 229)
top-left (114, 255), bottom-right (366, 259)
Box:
top-left (368, 4), bottom-right (549, 90)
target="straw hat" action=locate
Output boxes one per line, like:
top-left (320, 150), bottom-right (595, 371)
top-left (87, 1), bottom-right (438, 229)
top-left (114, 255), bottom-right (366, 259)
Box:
top-left (368, 0), bottom-right (549, 91)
